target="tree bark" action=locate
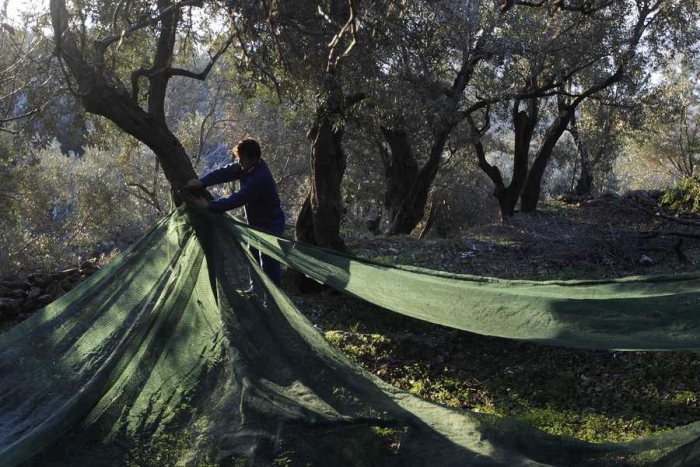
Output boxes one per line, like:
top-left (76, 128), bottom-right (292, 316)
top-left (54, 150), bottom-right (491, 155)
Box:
top-left (380, 126), bottom-right (418, 222)
top-left (298, 108), bottom-right (348, 251)
top-left (468, 96), bottom-right (538, 221)
top-left (386, 129), bottom-right (449, 235)
top-left (501, 97), bottom-right (538, 217)
top-left (50, 0), bottom-right (197, 191)
top-left (385, 26), bottom-right (495, 235)
top-left (520, 105), bottom-right (574, 212)
top-left (293, 74), bottom-right (364, 252)
top-left (84, 87), bottom-right (197, 188)
top-left (569, 110), bottom-right (593, 196)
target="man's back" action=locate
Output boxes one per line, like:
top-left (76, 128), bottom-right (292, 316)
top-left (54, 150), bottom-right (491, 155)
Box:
top-left (204, 159), bottom-right (285, 231)
top-left (237, 160), bottom-right (285, 231)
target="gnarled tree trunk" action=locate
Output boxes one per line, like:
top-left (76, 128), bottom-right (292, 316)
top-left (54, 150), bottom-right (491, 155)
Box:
top-left (49, 0), bottom-right (211, 192)
top-left (295, 104), bottom-right (349, 251)
top-left (379, 126), bottom-right (419, 223)
top-left (520, 105), bottom-right (574, 212)
top-left (386, 129), bottom-right (449, 235)
top-left (294, 74), bottom-right (364, 251)
top-left (468, 96), bottom-right (538, 221)
top-left (569, 111), bottom-right (593, 196)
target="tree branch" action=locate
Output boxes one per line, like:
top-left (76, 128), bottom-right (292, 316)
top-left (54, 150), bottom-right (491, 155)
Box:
top-left (502, 0), bottom-right (617, 14)
top-left (327, 0), bottom-right (358, 72)
top-left (94, 0), bottom-right (203, 61)
top-left (168, 33), bottom-right (235, 81)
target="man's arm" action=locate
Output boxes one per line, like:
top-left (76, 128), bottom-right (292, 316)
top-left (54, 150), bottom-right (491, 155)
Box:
top-left (199, 163), bottom-right (243, 187)
top-left (208, 177), bottom-right (263, 213)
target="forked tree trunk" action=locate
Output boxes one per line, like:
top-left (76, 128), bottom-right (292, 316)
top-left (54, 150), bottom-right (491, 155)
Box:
top-left (520, 106), bottom-right (574, 212)
top-left (499, 98), bottom-right (538, 218)
top-left (50, 0), bottom-right (197, 192)
top-left (469, 97), bottom-right (538, 221)
top-left (386, 130), bottom-right (449, 235)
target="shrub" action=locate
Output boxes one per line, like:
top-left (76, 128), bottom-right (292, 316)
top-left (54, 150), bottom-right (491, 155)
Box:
top-left (660, 177), bottom-right (700, 212)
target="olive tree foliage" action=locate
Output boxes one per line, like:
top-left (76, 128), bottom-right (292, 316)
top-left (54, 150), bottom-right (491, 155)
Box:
top-left (0, 46), bottom-right (310, 275)
top-left (629, 54), bottom-right (700, 181)
top-left (0, 138), bottom-right (165, 274)
top-left (565, 88), bottom-right (629, 195)
top-left (347, 0), bottom-right (616, 232)
top-left (228, 0), bottom-right (399, 251)
top-left (0, 12), bottom-right (52, 134)
top-left (372, 0), bottom-right (522, 234)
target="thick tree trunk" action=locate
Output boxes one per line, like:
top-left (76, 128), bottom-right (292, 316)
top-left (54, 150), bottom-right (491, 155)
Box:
top-left (290, 76), bottom-right (364, 291)
top-left (469, 97), bottom-right (538, 221)
top-left (286, 194), bottom-right (326, 292)
top-left (50, 0), bottom-right (197, 191)
top-left (295, 195), bottom-right (315, 244)
top-left (293, 74), bottom-right (364, 252)
top-left (499, 98), bottom-right (538, 217)
top-left (296, 111), bottom-right (348, 251)
top-left (574, 165), bottom-right (594, 196)
top-left (477, 146), bottom-right (520, 221)
top-left (569, 111), bottom-right (593, 196)
top-left (380, 126), bottom-right (419, 222)
top-left (520, 107), bottom-right (574, 212)
top-left (386, 130), bottom-right (449, 235)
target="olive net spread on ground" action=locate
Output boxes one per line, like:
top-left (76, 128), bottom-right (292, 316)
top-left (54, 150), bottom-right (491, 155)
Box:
top-left (2, 208), bottom-right (700, 467)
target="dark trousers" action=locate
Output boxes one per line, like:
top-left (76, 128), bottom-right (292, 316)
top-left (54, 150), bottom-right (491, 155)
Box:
top-left (248, 223), bottom-right (284, 287)
top-left (249, 246), bottom-right (282, 286)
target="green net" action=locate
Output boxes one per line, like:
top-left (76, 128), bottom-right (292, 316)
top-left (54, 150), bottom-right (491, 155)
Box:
top-left (2, 208), bottom-right (700, 466)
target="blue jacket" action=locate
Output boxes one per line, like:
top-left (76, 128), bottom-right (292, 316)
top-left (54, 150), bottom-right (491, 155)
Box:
top-left (200, 159), bottom-right (285, 233)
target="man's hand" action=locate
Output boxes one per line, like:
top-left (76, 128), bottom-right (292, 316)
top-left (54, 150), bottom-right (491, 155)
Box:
top-left (185, 179), bottom-right (203, 190)
top-left (193, 197), bottom-right (209, 209)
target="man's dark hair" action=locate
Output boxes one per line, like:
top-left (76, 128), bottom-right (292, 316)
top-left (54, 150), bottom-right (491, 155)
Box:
top-left (233, 138), bottom-right (261, 161)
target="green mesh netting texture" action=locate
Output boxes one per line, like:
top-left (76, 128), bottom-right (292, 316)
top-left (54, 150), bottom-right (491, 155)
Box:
top-left (2, 208), bottom-right (700, 466)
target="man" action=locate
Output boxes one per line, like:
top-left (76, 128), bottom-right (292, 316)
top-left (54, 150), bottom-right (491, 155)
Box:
top-left (186, 138), bottom-right (285, 286)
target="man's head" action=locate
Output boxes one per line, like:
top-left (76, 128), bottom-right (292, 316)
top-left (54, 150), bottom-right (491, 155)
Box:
top-left (233, 138), bottom-right (261, 170)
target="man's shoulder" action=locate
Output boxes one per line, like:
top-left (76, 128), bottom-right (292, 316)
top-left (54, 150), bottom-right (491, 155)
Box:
top-left (225, 162), bottom-right (243, 171)
top-left (253, 160), bottom-right (274, 178)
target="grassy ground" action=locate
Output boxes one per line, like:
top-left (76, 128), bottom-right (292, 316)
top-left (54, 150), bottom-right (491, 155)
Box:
top-left (289, 199), bottom-right (700, 444)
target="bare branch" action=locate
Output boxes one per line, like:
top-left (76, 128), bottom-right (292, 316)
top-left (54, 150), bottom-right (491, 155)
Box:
top-left (168, 33), bottom-right (236, 81)
top-left (0, 100), bottom-right (50, 124)
top-left (327, 0), bottom-right (358, 72)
